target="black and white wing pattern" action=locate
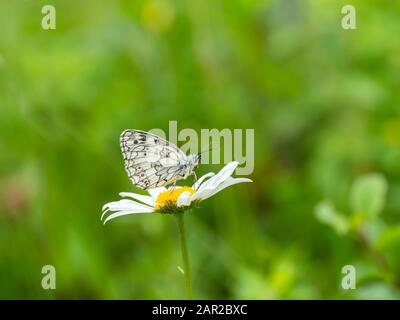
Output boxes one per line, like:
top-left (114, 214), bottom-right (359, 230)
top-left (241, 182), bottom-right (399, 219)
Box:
top-left (120, 129), bottom-right (188, 190)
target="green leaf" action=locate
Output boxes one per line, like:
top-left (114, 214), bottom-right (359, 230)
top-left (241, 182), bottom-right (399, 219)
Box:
top-left (351, 261), bottom-right (382, 285)
top-left (315, 201), bottom-right (349, 235)
top-left (350, 173), bottom-right (388, 219)
top-left (374, 226), bottom-right (400, 278)
top-left (363, 219), bottom-right (386, 245)
top-left (355, 283), bottom-right (400, 300)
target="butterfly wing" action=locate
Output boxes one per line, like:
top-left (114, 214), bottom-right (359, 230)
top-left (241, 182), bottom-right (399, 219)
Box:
top-left (120, 129), bottom-right (187, 189)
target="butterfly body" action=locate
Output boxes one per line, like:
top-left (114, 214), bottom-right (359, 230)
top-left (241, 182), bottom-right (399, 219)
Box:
top-left (120, 130), bottom-right (200, 190)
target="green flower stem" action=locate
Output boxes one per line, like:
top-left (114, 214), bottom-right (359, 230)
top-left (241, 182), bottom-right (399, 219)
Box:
top-left (175, 212), bottom-right (192, 299)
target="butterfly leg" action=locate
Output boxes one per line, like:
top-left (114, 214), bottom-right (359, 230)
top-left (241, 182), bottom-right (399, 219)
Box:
top-left (169, 181), bottom-right (177, 194)
top-left (193, 172), bottom-right (198, 190)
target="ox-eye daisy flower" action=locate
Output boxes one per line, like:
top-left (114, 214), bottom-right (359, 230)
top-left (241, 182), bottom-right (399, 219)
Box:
top-left (101, 161), bottom-right (251, 223)
top-left (101, 161), bottom-right (252, 299)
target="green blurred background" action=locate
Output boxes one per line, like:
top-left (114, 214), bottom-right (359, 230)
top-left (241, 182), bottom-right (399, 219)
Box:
top-left (1, 0), bottom-right (400, 299)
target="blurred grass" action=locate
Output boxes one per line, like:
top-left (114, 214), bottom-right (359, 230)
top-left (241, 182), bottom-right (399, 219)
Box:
top-left (1, 0), bottom-right (400, 299)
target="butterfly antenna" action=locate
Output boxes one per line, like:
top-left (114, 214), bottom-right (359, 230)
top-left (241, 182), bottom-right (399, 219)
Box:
top-left (197, 143), bottom-right (217, 163)
top-left (198, 142), bottom-right (215, 156)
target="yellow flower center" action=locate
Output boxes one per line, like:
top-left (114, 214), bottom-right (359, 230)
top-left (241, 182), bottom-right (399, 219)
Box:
top-left (155, 187), bottom-right (195, 211)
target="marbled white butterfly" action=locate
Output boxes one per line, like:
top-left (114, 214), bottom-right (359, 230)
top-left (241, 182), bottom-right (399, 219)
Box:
top-left (120, 129), bottom-right (201, 190)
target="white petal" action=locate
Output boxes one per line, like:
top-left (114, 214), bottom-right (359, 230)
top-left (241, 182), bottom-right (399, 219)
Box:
top-left (119, 192), bottom-right (154, 206)
top-left (168, 185), bottom-right (183, 190)
top-left (102, 199), bottom-right (140, 213)
top-left (101, 199), bottom-right (153, 220)
top-left (103, 208), bottom-right (153, 224)
top-left (190, 187), bottom-right (215, 202)
top-left (203, 177), bottom-right (252, 200)
top-left (177, 191), bottom-right (192, 207)
top-left (199, 161), bottom-right (239, 190)
top-left (193, 172), bottom-right (215, 190)
top-left (148, 187), bottom-right (166, 201)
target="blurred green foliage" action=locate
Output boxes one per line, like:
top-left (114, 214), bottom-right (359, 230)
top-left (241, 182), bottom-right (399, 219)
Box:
top-left (1, 0), bottom-right (400, 299)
